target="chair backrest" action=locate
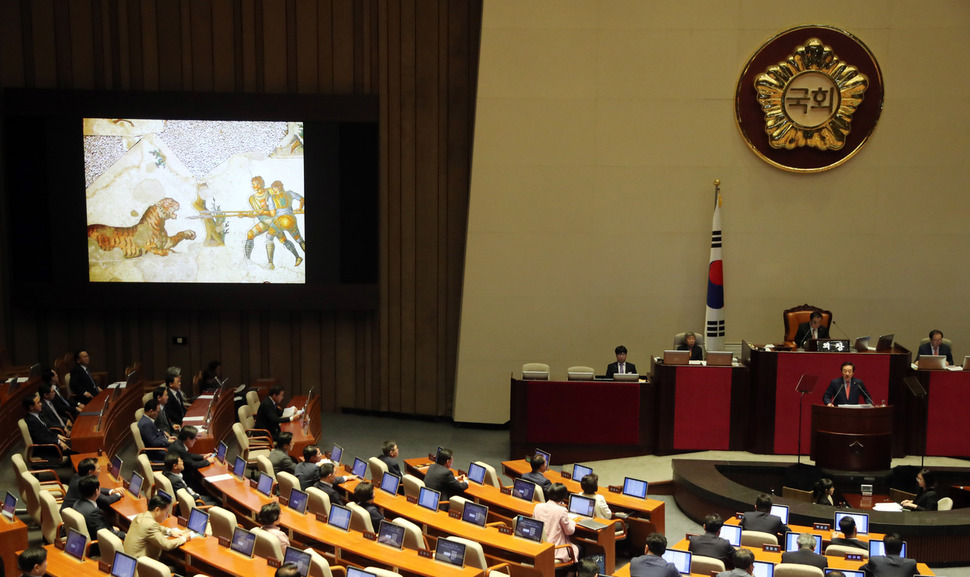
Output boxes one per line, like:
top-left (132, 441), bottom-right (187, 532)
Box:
top-left (231, 423), bottom-right (251, 453)
top-left (475, 461), bottom-right (502, 488)
top-left (246, 390), bottom-right (260, 416)
top-left (137, 556), bottom-right (173, 577)
top-left (20, 472), bottom-right (43, 524)
top-left (18, 419), bottom-right (33, 451)
top-left (256, 455), bottom-right (276, 481)
top-left (305, 487), bottom-right (331, 516)
top-left (939, 496), bottom-right (954, 511)
top-left (62, 506), bottom-right (90, 539)
top-left (533, 484), bottom-right (545, 503)
top-left (781, 486), bottom-right (813, 503)
top-left (368, 457), bottom-right (388, 485)
top-left (40, 490), bottom-right (63, 543)
top-left (444, 536), bottom-right (486, 570)
top-left (176, 488), bottom-right (197, 517)
top-left (12, 453), bottom-right (29, 500)
top-left (521, 363), bottom-right (550, 379)
top-left (305, 547), bottom-right (335, 577)
top-left (97, 528), bottom-right (125, 566)
top-left (346, 502), bottom-right (374, 533)
top-left (740, 530), bottom-right (778, 547)
top-left (153, 472), bottom-right (174, 499)
top-left (238, 406), bottom-right (256, 430)
top-left (566, 366), bottom-right (595, 380)
top-left (673, 332), bottom-right (707, 359)
top-left (449, 496), bottom-right (468, 515)
top-left (136, 454), bottom-right (155, 496)
top-left (134, 408), bottom-right (145, 422)
top-left (824, 544), bottom-right (869, 558)
top-left (691, 555), bottom-right (725, 575)
top-left (277, 471), bottom-right (299, 501)
top-left (783, 304), bottom-right (832, 345)
top-left (208, 506), bottom-right (237, 540)
top-left (252, 527), bottom-right (284, 562)
top-left (391, 517), bottom-right (427, 551)
top-left (142, 391), bottom-right (154, 406)
top-left (130, 422), bottom-right (147, 452)
top-left (402, 474), bottom-right (425, 499)
top-left (774, 563), bottom-right (825, 577)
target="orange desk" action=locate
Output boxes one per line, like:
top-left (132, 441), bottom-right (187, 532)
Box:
top-left (182, 536), bottom-right (281, 577)
top-left (281, 395), bottom-right (322, 460)
top-left (723, 517), bottom-right (886, 545)
top-left (1, 516), bottom-right (29, 577)
top-left (181, 388), bottom-right (236, 454)
top-left (71, 383), bottom-right (144, 455)
top-left (39, 544), bottom-right (103, 577)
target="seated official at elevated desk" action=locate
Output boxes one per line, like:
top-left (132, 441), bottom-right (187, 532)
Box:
top-left (795, 311), bottom-right (830, 349)
top-left (676, 332), bottom-right (704, 361)
top-left (915, 329), bottom-right (954, 367)
top-left (606, 345), bottom-right (636, 378)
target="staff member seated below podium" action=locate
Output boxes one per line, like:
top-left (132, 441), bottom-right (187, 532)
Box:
top-left (823, 361), bottom-right (869, 406)
top-left (606, 345), bottom-right (636, 377)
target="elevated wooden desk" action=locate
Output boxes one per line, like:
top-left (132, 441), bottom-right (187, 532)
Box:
top-left (182, 536), bottom-right (282, 577)
top-left (0, 515), bottom-right (29, 577)
top-left (39, 544), bottom-right (104, 577)
top-left (811, 405), bottom-right (894, 471)
top-left (912, 368), bottom-right (970, 458)
top-left (71, 382), bottom-right (144, 455)
top-left (0, 377), bottom-right (41, 458)
top-left (281, 394), bottom-right (322, 459)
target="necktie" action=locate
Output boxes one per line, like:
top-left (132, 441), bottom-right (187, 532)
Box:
top-left (619, 364), bottom-right (624, 374)
top-left (845, 381), bottom-right (851, 402)
top-left (45, 400), bottom-right (65, 427)
top-left (933, 346), bottom-right (938, 356)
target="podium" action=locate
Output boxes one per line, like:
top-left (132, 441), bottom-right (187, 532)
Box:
top-left (810, 405), bottom-right (893, 471)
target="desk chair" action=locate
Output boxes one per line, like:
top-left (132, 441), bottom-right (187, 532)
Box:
top-left (781, 486), bottom-right (813, 503)
top-left (566, 366), bottom-right (595, 381)
top-left (775, 564), bottom-right (824, 577)
top-left (740, 530), bottom-right (778, 547)
top-left (97, 528), bottom-right (125, 569)
top-left (137, 556), bottom-right (173, 577)
top-left (177, 488), bottom-right (214, 519)
top-left (533, 484), bottom-right (546, 503)
top-left (368, 457), bottom-right (388, 485)
top-left (690, 555), bottom-right (725, 575)
top-left (18, 418), bottom-right (68, 469)
top-left (153, 472), bottom-right (175, 500)
top-left (277, 471), bottom-right (300, 501)
top-left (246, 390), bottom-right (261, 418)
top-left (305, 547), bottom-right (341, 577)
top-left (939, 497), bottom-right (954, 511)
top-left (141, 391), bottom-right (154, 406)
top-left (402, 474), bottom-right (425, 499)
top-left (824, 544), bottom-right (868, 558)
top-left (475, 461), bottom-right (503, 489)
top-left (252, 527), bottom-right (285, 562)
top-left (232, 423), bottom-right (272, 468)
top-left (442, 536), bottom-right (488, 570)
top-left (61, 507), bottom-right (99, 558)
top-left (129, 422), bottom-right (168, 468)
top-left (14, 454), bottom-right (66, 523)
top-left (256, 455), bottom-right (277, 483)
top-left (522, 363), bottom-right (550, 380)
top-left (782, 304), bottom-right (832, 349)
top-left (346, 502), bottom-right (375, 533)
top-left (136, 454), bottom-right (156, 497)
top-left (134, 408), bottom-right (145, 421)
top-left (19, 471), bottom-right (50, 525)
top-left (672, 332), bottom-right (707, 360)
top-left (238, 405), bottom-right (274, 443)
top-left (391, 517), bottom-right (429, 551)
top-left (306, 487), bottom-right (332, 517)
top-left (449, 495), bottom-right (469, 514)
top-left (208, 506), bottom-right (238, 541)
top-left (40, 490), bottom-right (64, 544)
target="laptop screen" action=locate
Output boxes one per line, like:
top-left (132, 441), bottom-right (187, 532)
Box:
top-left (65, 528), bottom-right (87, 561)
top-left (2, 492), bottom-right (16, 520)
top-left (256, 472), bottom-right (274, 496)
top-left (417, 486), bottom-right (441, 511)
top-left (461, 501), bottom-right (488, 527)
top-left (514, 516), bottom-right (544, 542)
top-left (379, 472), bottom-right (401, 495)
top-left (351, 457), bottom-right (367, 479)
top-left (156, 489), bottom-right (173, 504)
top-left (512, 478), bottom-right (537, 502)
top-left (835, 511), bottom-right (869, 534)
top-left (187, 508), bottom-right (209, 536)
top-left (467, 462), bottom-right (486, 484)
top-left (827, 571), bottom-right (863, 577)
top-left (347, 569), bottom-right (377, 577)
top-left (283, 547), bottom-right (312, 577)
top-left (435, 539), bottom-right (466, 567)
top-left (128, 471), bottom-right (143, 498)
top-left (330, 444), bottom-right (343, 465)
top-left (753, 561), bottom-right (775, 577)
top-left (719, 524), bottom-right (741, 547)
top-left (572, 464), bottom-right (593, 481)
top-left (770, 504), bottom-right (789, 524)
top-left (232, 456), bottom-right (247, 479)
top-left (662, 550), bottom-right (691, 574)
top-left (109, 455), bottom-right (123, 481)
top-left (230, 527), bottom-right (256, 558)
top-left (288, 488), bottom-right (308, 514)
top-left (216, 441), bottom-right (228, 464)
top-left (111, 552), bottom-right (137, 577)
top-left (623, 477), bottom-right (648, 499)
top-left (534, 449), bottom-right (551, 467)
top-left (377, 519), bottom-right (405, 549)
top-left (328, 504), bottom-right (352, 531)
top-left (785, 532), bottom-right (821, 554)
top-left (869, 539), bottom-right (907, 558)
top-left (568, 494), bottom-right (596, 517)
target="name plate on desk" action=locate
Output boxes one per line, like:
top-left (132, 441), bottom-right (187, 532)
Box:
top-left (362, 531), bottom-right (376, 541)
top-left (249, 479), bottom-right (257, 489)
top-left (267, 559), bottom-right (281, 569)
top-left (417, 549), bottom-right (433, 559)
top-left (279, 496), bottom-right (289, 507)
top-left (177, 516), bottom-right (188, 527)
top-left (98, 561), bottom-right (111, 574)
top-left (406, 496), bottom-right (418, 504)
top-left (561, 471), bottom-right (572, 480)
top-left (314, 513), bottom-right (328, 523)
top-left (813, 522), bottom-right (830, 531)
top-left (498, 525), bottom-right (512, 535)
top-left (449, 510), bottom-right (461, 519)
top-left (845, 553), bottom-right (863, 561)
top-left (54, 540), bottom-right (65, 551)
top-left (501, 487), bottom-right (512, 495)
top-left (763, 544), bottom-right (780, 552)
top-left (608, 485), bottom-right (621, 494)
top-left (217, 536), bottom-right (231, 548)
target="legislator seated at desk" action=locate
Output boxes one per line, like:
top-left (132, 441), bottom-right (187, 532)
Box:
top-left (740, 494), bottom-right (789, 539)
top-left (124, 493), bottom-right (193, 559)
top-left (69, 350), bottom-right (102, 405)
top-left (915, 330), bottom-right (954, 367)
top-left (629, 533), bottom-right (679, 577)
top-left (859, 533), bottom-right (917, 577)
top-left (256, 387), bottom-right (304, 441)
top-left (18, 547), bottom-right (50, 577)
top-left (62, 457), bottom-right (124, 511)
top-left (425, 448), bottom-right (469, 502)
top-left (675, 332), bottom-right (705, 361)
top-left (794, 311), bottom-right (830, 350)
top-left (688, 514), bottom-right (735, 568)
top-left (606, 345), bottom-right (637, 378)
top-left (823, 362), bottom-right (870, 407)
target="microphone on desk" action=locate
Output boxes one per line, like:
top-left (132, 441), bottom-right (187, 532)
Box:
top-left (831, 320), bottom-right (851, 340)
top-left (857, 381), bottom-right (876, 405)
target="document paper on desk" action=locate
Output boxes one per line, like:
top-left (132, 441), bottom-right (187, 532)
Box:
top-left (282, 406), bottom-right (296, 418)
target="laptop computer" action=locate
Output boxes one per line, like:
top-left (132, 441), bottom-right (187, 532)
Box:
top-left (512, 478), bottom-right (537, 502)
top-left (2, 491), bottom-right (16, 521)
top-left (379, 472), bottom-right (401, 495)
top-left (351, 457), bottom-right (368, 479)
top-left (622, 477), bottom-right (648, 499)
top-left (572, 464), bottom-right (593, 481)
top-left (785, 532), bottom-right (821, 554)
top-left (435, 539), bottom-right (466, 567)
top-left (128, 471), bottom-right (143, 498)
top-left (328, 504), bottom-right (353, 531)
top-left (346, 569), bottom-right (377, 577)
top-left (613, 372), bottom-right (639, 382)
top-left (568, 494), bottom-right (608, 530)
top-left (835, 511), bottom-right (869, 534)
top-left (827, 571), bottom-right (863, 577)
top-left (187, 507), bottom-right (209, 538)
top-left (376, 519), bottom-right (405, 549)
top-left (522, 370), bottom-right (549, 380)
top-left (661, 550), bottom-right (691, 574)
top-left (534, 448), bottom-right (551, 467)
top-left (718, 523), bottom-right (741, 546)
top-left (230, 526), bottom-right (257, 558)
top-left (110, 551), bottom-right (138, 577)
top-left (467, 462), bottom-right (487, 484)
top-left (869, 539), bottom-right (907, 558)
top-left (216, 441), bottom-right (228, 464)
top-left (288, 488), bottom-right (309, 514)
top-left (232, 456), bottom-right (247, 479)
top-left (156, 489), bottom-right (173, 504)
top-left (283, 547), bottom-right (312, 577)
top-left (330, 444), bottom-right (343, 465)
top-left (706, 351), bottom-right (733, 366)
top-left (64, 528), bottom-right (88, 561)
top-left (854, 336), bottom-right (871, 352)
top-left (920, 355), bottom-right (947, 370)
top-left (108, 455), bottom-right (123, 482)
top-left (876, 334), bottom-right (895, 352)
top-left (513, 516), bottom-right (544, 542)
top-left (256, 472), bottom-right (274, 496)
top-left (417, 486), bottom-right (442, 511)
top-left (663, 350), bottom-right (690, 366)
top-left (461, 501), bottom-right (488, 527)
top-left (752, 561), bottom-right (775, 577)
top-left (770, 504), bottom-right (789, 524)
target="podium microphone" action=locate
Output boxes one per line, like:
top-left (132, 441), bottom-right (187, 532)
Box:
top-left (857, 381), bottom-right (875, 406)
top-left (831, 320), bottom-right (851, 340)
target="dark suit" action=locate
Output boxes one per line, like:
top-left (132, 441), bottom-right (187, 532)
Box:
top-left (606, 362), bottom-right (637, 378)
top-left (165, 388), bottom-right (187, 426)
top-left (51, 388), bottom-right (79, 420)
top-left (73, 498), bottom-right (124, 540)
top-left (362, 502), bottom-right (383, 529)
top-left (822, 377), bottom-right (867, 406)
top-left (40, 398), bottom-right (68, 430)
top-left (424, 463), bottom-right (468, 500)
top-left (138, 415), bottom-right (170, 449)
top-left (794, 322), bottom-right (830, 347)
top-left (629, 554), bottom-right (680, 577)
top-left (61, 476), bottom-right (120, 511)
top-left (25, 412), bottom-right (60, 446)
top-left (167, 441), bottom-right (208, 492)
top-left (781, 548), bottom-right (828, 570)
top-left (378, 454), bottom-right (402, 478)
top-left (916, 342), bottom-right (954, 365)
top-left (69, 366), bottom-right (100, 402)
top-left (294, 461), bottom-right (322, 490)
top-left (860, 555), bottom-right (917, 577)
top-left (688, 533), bottom-right (734, 565)
top-left (911, 488), bottom-right (939, 511)
top-left (269, 448), bottom-right (296, 475)
top-left (522, 471), bottom-right (552, 494)
top-left (313, 481), bottom-right (345, 507)
top-left (676, 343), bottom-right (704, 360)
top-left (255, 396), bottom-right (287, 440)
top-left (830, 536), bottom-right (867, 551)
top-left (154, 405), bottom-right (175, 435)
top-left (740, 510), bottom-right (789, 537)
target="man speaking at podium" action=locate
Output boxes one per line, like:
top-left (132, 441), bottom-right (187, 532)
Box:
top-left (823, 361), bottom-right (869, 407)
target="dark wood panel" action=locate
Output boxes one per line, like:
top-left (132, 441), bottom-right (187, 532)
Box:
top-left (0, 0), bottom-right (482, 418)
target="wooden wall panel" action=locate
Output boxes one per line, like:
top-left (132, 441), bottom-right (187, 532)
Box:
top-left (0, 0), bottom-right (482, 418)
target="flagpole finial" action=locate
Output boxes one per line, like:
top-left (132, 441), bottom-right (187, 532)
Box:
top-left (714, 179), bottom-right (720, 186)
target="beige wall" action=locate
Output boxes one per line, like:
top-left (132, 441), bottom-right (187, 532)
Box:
top-left (455, 1), bottom-right (970, 424)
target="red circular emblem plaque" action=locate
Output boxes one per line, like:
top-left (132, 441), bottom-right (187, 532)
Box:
top-left (735, 25), bottom-right (884, 172)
